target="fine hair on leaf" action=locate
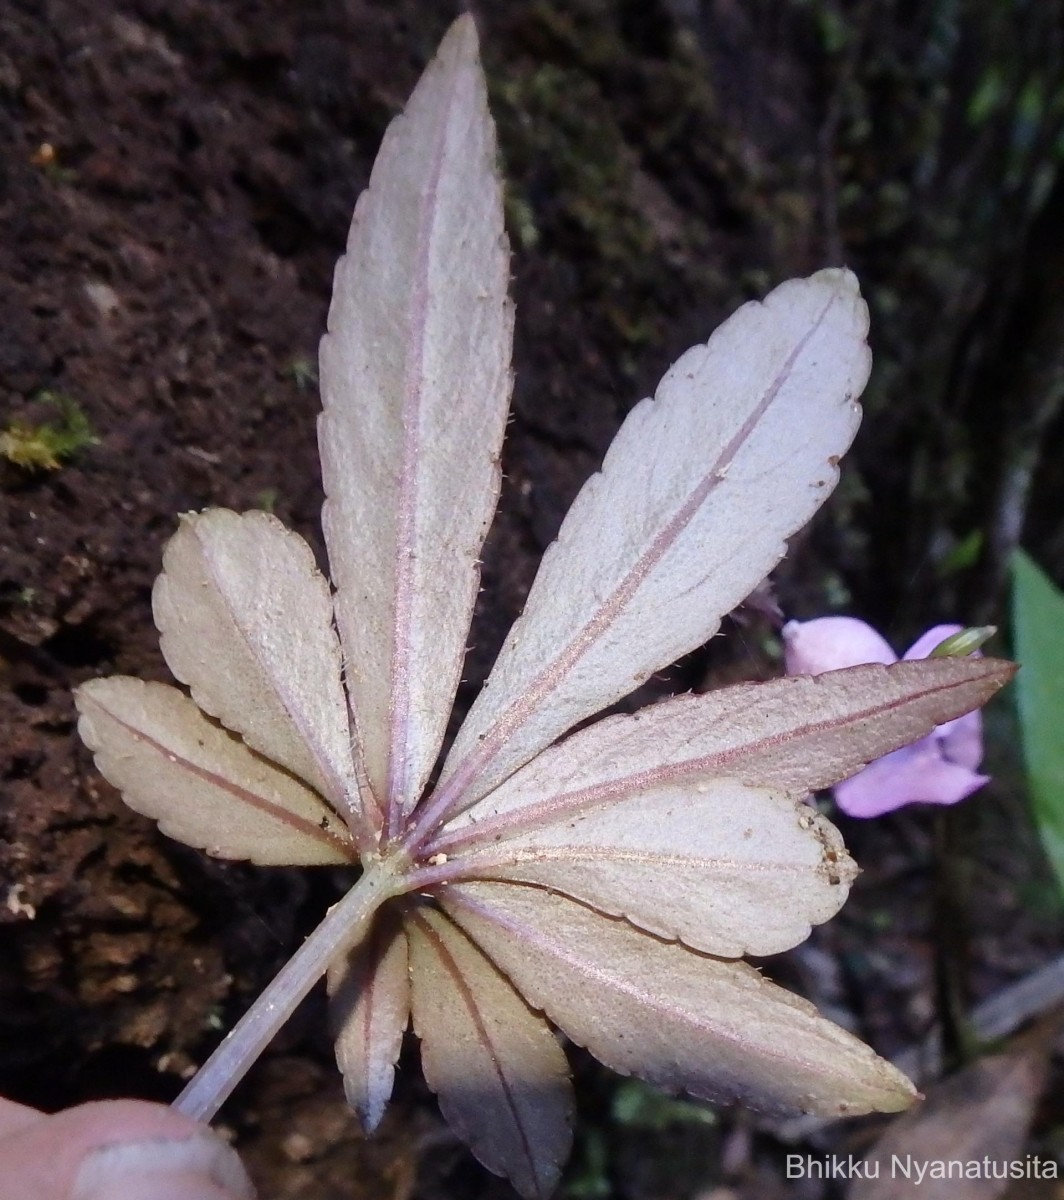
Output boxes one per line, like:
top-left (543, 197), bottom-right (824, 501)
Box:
top-left (73, 15), bottom-right (1016, 1198)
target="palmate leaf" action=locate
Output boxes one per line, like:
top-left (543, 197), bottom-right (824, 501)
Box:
top-left (408, 907), bottom-right (573, 1200)
top-left (71, 14), bottom-right (1018, 1200)
top-left (431, 268), bottom-right (869, 817)
top-left (437, 779), bottom-right (854, 959)
top-left (438, 659), bottom-right (1012, 838)
top-left (318, 13), bottom-right (512, 836)
top-left (442, 883), bottom-right (915, 1117)
top-left (428, 659), bottom-right (1011, 958)
top-left (153, 509), bottom-right (372, 847)
top-left (76, 678), bottom-right (356, 866)
top-left (328, 909), bottom-right (409, 1133)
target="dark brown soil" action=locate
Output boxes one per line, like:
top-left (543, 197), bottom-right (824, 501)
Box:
top-left (3, 2), bottom-right (1063, 1198)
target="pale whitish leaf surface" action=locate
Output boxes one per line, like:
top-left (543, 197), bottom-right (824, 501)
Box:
top-left (408, 906), bottom-right (572, 1200)
top-left (437, 269), bottom-right (870, 814)
top-left (75, 679), bottom-right (354, 865)
top-left (328, 910), bottom-right (410, 1132)
top-left (444, 883), bottom-right (917, 1118)
top-left (318, 14), bottom-right (512, 827)
top-left (439, 780), bottom-right (854, 958)
top-left (152, 509), bottom-right (370, 842)
top-left (437, 659), bottom-right (1016, 843)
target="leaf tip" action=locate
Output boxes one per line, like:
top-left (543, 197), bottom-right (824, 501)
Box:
top-left (986, 655), bottom-right (1020, 683)
top-left (446, 11), bottom-right (481, 52)
top-left (346, 1086), bottom-right (388, 1136)
top-left (839, 1058), bottom-right (920, 1118)
top-left (72, 674), bottom-right (116, 730)
top-left (431, 12), bottom-right (484, 84)
top-left (811, 264), bottom-right (860, 293)
top-left (961, 655), bottom-right (1019, 702)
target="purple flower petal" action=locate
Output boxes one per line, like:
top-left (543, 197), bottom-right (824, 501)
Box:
top-left (783, 616), bottom-right (989, 817)
top-left (937, 710), bottom-right (983, 771)
top-left (782, 617), bottom-right (896, 675)
top-left (901, 624), bottom-right (984, 767)
top-left (834, 739), bottom-right (989, 818)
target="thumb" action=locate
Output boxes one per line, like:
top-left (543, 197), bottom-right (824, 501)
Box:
top-left (0, 1100), bottom-right (255, 1200)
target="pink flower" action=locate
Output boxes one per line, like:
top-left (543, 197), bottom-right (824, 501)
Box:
top-left (781, 617), bottom-right (988, 818)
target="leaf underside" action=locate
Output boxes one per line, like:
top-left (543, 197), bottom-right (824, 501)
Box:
top-left (153, 508), bottom-right (370, 845)
top-left (436, 268), bottom-right (871, 815)
top-left (408, 905), bottom-right (573, 1200)
top-left (75, 678), bottom-right (354, 865)
top-left (443, 882), bottom-right (916, 1119)
top-left (438, 658), bottom-right (1016, 843)
top-left (318, 13), bottom-right (512, 830)
top-left (423, 658), bottom-right (1013, 957)
top-left (329, 908), bottom-right (410, 1132)
top-left (70, 16), bottom-right (1029, 1193)
top-left (441, 779), bottom-right (855, 958)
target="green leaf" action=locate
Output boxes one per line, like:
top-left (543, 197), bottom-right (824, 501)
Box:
top-left (610, 1078), bottom-right (716, 1131)
top-left (1011, 549), bottom-right (1064, 899)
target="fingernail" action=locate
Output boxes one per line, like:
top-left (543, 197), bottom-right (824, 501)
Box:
top-left (72, 1131), bottom-right (256, 1200)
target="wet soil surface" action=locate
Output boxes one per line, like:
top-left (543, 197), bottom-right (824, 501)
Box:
top-left (2, 2), bottom-right (1062, 1197)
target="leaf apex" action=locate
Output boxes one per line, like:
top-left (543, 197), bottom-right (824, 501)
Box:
top-left (446, 11), bottom-right (481, 51)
